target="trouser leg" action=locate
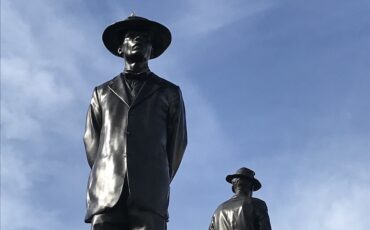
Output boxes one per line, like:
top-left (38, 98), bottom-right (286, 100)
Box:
top-left (91, 210), bottom-right (166, 230)
top-left (128, 207), bottom-right (167, 230)
top-left (89, 176), bottom-right (167, 230)
top-left (91, 177), bottom-right (130, 230)
top-left (91, 222), bottom-right (127, 230)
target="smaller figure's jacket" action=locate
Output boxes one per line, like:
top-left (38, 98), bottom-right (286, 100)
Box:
top-left (209, 195), bottom-right (272, 230)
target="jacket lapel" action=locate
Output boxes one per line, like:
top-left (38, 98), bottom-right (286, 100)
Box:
top-left (108, 74), bottom-right (131, 107)
top-left (131, 73), bottom-right (162, 108)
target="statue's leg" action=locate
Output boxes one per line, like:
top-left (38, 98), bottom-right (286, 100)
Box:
top-left (128, 208), bottom-right (167, 230)
top-left (91, 180), bottom-right (131, 230)
top-left (91, 222), bottom-right (128, 230)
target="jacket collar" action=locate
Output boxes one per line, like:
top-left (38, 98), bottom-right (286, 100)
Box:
top-left (108, 72), bottom-right (162, 108)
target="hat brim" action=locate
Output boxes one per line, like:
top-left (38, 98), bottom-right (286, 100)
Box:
top-left (102, 18), bottom-right (171, 59)
top-left (226, 174), bottom-right (262, 191)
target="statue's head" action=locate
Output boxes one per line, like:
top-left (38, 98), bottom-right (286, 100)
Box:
top-left (231, 177), bottom-right (253, 195)
top-left (102, 14), bottom-right (171, 60)
top-left (226, 167), bottom-right (262, 194)
top-left (117, 30), bottom-right (153, 62)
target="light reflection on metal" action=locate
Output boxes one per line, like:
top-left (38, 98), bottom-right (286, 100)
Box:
top-left (83, 15), bottom-right (187, 230)
top-left (209, 168), bottom-right (272, 230)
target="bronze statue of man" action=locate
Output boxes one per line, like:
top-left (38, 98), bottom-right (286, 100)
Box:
top-left (83, 15), bottom-right (187, 230)
top-left (209, 167), bottom-right (272, 230)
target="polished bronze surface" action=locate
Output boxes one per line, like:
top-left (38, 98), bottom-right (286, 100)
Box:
top-left (84, 15), bottom-right (187, 229)
top-left (209, 168), bottom-right (272, 230)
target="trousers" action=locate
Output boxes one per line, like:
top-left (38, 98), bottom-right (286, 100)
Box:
top-left (91, 178), bottom-right (167, 230)
top-left (91, 210), bottom-right (166, 230)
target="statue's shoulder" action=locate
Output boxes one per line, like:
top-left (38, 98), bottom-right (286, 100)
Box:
top-left (98, 75), bottom-right (119, 88)
top-left (251, 197), bottom-right (267, 204)
top-left (215, 196), bottom-right (241, 211)
top-left (93, 74), bottom-right (121, 94)
top-left (149, 72), bottom-right (180, 90)
top-left (251, 197), bottom-right (268, 210)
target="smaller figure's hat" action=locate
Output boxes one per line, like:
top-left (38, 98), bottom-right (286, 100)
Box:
top-left (102, 14), bottom-right (172, 59)
top-left (226, 167), bottom-right (262, 191)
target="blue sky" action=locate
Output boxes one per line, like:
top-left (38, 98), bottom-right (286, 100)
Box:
top-left (2, 0), bottom-right (370, 229)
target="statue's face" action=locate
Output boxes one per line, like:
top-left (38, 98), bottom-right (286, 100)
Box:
top-left (232, 177), bottom-right (253, 194)
top-left (121, 30), bottom-right (152, 62)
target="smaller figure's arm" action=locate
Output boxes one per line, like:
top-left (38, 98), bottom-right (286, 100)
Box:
top-left (209, 215), bottom-right (216, 230)
top-left (83, 88), bottom-right (102, 168)
top-left (256, 201), bottom-right (272, 230)
top-left (167, 87), bottom-right (187, 181)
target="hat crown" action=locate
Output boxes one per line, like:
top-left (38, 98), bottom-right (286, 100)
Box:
top-left (126, 15), bottom-right (149, 22)
top-left (226, 167), bottom-right (262, 191)
top-left (235, 167), bottom-right (255, 178)
top-left (102, 15), bottom-right (172, 59)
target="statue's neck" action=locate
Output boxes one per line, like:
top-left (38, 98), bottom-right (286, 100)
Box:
top-left (235, 189), bottom-right (252, 197)
top-left (124, 61), bottom-right (150, 74)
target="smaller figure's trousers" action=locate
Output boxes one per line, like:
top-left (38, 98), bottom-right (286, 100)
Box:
top-left (91, 179), bottom-right (167, 230)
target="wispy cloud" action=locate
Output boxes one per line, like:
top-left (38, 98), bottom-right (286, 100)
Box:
top-left (2, 0), bottom-right (370, 230)
top-left (256, 131), bottom-right (370, 230)
top-left (1, 1), bottom-right (240, 229)
top-left (1, 1), bottom-right (92, 229)
top-left (173, 0), bottom-right (274, 37)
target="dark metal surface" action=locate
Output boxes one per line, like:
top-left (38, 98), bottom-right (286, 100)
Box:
top-left (83, 15), bottom-right (187, 227)
top-left (209, 168), bottom-right (272, 230)
top-left (102, 15), bottom-right (171, 59)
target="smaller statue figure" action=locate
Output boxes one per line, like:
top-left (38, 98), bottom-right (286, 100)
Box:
top-left (209, 167), bottom-right (272, 230)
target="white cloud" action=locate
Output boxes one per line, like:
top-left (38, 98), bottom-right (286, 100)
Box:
top-left (173, 0), bottom-right (274, 37)
top-left (2, 1), bottom-right (239, 229)
top-left (2, 1), bottom-right (369, 230)
top-left (266, 135), bottom-right (370, 230)
top-left (2, 194), bottom-right (64, 230)
top-left (4, 59), bottom-right (72, 104)
top-left (1, 1), bottom-right (90, 229)
top-left (273, 175), bottom-right (370, 230)
top-left (1, 145), bottom-right (68, 230)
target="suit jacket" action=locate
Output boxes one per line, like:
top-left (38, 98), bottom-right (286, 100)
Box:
top-left (83, 72), bottom-right (187, 222)
top-left (209, 195), bottom-right (272, 230)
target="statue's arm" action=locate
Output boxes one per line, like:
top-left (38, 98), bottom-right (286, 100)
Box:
top-left (256, 201), bottom-right (272, 230)
top-left (83, 87), bottom-right (102, 168)
top-left (208, 215), bottom-right (216, 230)
top-left (167, 87), bottom-right (187, 181)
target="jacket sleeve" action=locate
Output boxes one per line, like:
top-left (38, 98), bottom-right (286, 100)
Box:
top-left (83, 87), bottom-right (102, 168)
top-left (209, 214), bottom-right (216, 230)
top-left (256, 201), bottom-right (272, 230)
top-left (167, 87), bottom-right (187, 181)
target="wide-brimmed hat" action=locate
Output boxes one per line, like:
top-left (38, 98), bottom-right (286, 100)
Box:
top-left (102, 15), bottom-right (171, 59)
top-left (226, 167), bottom-right (262, 191)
